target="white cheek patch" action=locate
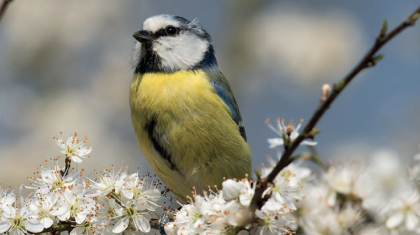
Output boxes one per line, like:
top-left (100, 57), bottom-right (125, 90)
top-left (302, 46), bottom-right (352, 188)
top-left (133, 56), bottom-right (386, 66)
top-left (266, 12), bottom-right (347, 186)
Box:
top-left (143, 15), bottom-right (181, 33)
top-left (153, 32), bottom-right (209, 71)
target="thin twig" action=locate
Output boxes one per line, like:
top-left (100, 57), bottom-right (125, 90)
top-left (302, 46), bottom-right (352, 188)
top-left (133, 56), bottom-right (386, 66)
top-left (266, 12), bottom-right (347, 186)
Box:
top-left (60, 157), bottom-right (72, 177)
top-left (249, 5), bottom-right (420, 216)
top-left (0, 0), bottom-right (13, 23)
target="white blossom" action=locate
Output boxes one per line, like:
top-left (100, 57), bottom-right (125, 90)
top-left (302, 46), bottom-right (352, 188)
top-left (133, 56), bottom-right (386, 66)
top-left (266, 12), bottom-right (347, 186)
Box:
top-left (169, 204), bottom-right (205, 234)
top-left (88, 167), bottom-right (127, 196)
top-left (238, 179), bottom-right (256, 207)
top-left (168, 178), bottom-right (293, 235)
top-left (300, 207), bottom-right (341, 235)
top-left (28, 192), bottom-right (66, 228)
top-left (112, 200), bottom-right (152, 234)
top-left (95, 197), bottom-right (124, 226)
top-left (222, 178), bottom-right (256, 207)
top-left (267, 119), bottom-right (317, 148)
top-left (26, 162), bottom-right (78, 193)
top-left (385, 187), bottom-right (420, 231)
top-left (111, 174), bottom-right (162, 234)
top-left (324, 162), bottom-right (363, 195)
top-left (54, 132), bottom-right (92, 163)
top-left (271, 175), bottom-right (303, 210)
top-left (0, 199), bottom-right (43, 234)
top-left (261, 156), bottom-right (307, 211)
top-left (120, 173), bottom-right (161, 210)
top-left (0, 187), bottom-right (16, 218)
top-left (337, 204), bottom-right (364, 230)
top-left (254, 208), bottom-right (290, 235)
top-left (70, 221), bottom-right (99, 235)
top-left (57, 184), bottom-right (96, 224)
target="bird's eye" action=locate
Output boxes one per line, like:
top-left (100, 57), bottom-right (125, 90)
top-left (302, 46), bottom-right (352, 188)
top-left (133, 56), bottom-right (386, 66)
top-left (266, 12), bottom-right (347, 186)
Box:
top-left (165, 26), bottom-right (178, 36)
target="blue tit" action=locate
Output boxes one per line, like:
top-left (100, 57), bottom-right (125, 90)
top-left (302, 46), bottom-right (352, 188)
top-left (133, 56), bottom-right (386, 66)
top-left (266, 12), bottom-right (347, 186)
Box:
top-left (130, 14), bottom-right (251, 202)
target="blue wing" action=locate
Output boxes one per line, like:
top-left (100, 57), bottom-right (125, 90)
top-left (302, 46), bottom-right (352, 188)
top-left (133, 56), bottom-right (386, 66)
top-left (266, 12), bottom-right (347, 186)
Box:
top-left (209, 74), bottom-right (247, 142)
top-left (210, 80), bottom-right (239, 124)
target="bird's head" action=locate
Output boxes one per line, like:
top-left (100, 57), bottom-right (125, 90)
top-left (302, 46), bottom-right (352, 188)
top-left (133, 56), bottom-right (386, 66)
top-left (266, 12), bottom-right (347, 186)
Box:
top-left (133, 14), bottom-right (218, 74)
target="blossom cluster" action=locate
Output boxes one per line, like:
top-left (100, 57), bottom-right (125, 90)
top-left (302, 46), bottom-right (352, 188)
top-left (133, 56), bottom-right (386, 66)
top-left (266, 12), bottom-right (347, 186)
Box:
top-left (5, 128), bottom-right (420, 235)
top-left (266, 118), bottom-right (420, 234)
top-left (293, 151), bottom-right (420, 235)
top-left (164, 159), bottom-right (308, 234)
top-left (1, 132), bottom-right (308, 235)
top-left (0, 133), bottom-right (165, 235)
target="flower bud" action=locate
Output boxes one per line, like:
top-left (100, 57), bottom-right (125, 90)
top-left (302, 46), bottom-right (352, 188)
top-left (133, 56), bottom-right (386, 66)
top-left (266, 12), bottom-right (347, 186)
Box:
top-left (320, 84), bottom-right (331, 102)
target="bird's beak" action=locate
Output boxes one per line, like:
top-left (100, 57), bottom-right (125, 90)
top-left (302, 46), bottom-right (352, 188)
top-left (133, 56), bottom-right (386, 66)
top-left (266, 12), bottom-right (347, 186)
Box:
top-left (133, 30), bottom-right (153, 43)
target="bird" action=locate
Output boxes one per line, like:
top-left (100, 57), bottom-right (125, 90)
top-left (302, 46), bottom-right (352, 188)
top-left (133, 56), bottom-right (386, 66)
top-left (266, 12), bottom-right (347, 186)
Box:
top-left (130, 14), bottom-right (251, 203)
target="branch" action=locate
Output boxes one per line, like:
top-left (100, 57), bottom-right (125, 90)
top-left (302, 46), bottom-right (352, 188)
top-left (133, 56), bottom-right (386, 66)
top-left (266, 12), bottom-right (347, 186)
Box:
top-left (150, 219), bottom-right (161, 230)
top-left (36, 219), bottom-right (163, 234)
top-left (41, 221), bottom-right (74, 234)
top-left (249, 5), bottom-right (420, 216)
top-left (60, 157), bottom-right (72, 177)
top-left (0, 0), bottom-right (13, 23)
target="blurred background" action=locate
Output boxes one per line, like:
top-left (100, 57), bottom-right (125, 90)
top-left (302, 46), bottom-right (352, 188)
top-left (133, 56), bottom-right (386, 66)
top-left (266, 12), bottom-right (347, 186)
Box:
top-left (0, 0), bottom-right (419, 187)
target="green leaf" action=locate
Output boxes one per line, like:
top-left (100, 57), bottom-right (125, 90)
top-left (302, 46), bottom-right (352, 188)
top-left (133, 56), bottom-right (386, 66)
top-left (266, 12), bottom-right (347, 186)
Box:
top-left (380, 20), bottom-right (387, 37)
top-left (373, 53), bottom-right (385, 63)
top-left (412, 12), bottom-right (420, 21)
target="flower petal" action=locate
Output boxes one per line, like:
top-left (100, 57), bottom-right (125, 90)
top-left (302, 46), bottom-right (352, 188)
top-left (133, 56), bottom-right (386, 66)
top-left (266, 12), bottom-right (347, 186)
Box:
top-left (70, 227), bottom-right (83, 235)
top-left (70, 155), bottom-right (83, 163)
top-left (290, 131), bottom-right (299, 140)
top-left (3, 206), bottom-right (16, 218)
top-left (301, 140), bottom-right (318, 146)
top-left (75, 212), bottom-right (87, 224)
top-left (57, 211), bottom-right (71, 221)
top-left (237, 230), bottom-right (250, 235)
top-left (1, 193), bottom-right (16, 206)
top-left (406, 212), bottom-right (419, 231)
top-left (121, 189), bottom-right (134, 200)
top-left (112, 217), bottom-right (129, 233)
top-left (386, 211), bottom-right (404, 229)
top-left (0, 221), bottom-right (11, 233)
top-left (267, 138), bottom-right (284, 148)
top-left (134, 215), bottom-right (151, 233)
top-left (40, 218), bottom-right (54, 229)
top-left (77, 147), bottom-right (92, 156)
top-left (164, 223), bottom-right (177, 235)
top-left (24, 219), bottom-right (44, 233)
top-left (222, 179), bottom-right (242, 200)
top-left (255, 210), bottom-right (265, 220)
top-left (326, 191), bottom-right (337, 207)
top-left (51, 205), bottom-right (67, 216)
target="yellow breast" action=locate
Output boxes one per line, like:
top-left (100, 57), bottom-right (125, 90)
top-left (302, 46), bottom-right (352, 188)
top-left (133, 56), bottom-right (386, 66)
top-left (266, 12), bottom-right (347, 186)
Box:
top-left (130, 70), bottom-right (251, 201)
top-left (131, 70), bottom-right (219, 114)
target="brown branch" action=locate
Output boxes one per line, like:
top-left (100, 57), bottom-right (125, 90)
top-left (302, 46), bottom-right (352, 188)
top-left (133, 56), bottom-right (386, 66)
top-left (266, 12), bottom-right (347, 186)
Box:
top-left (33, 218), bottom-right (162, 234)
top-left (60, 157), bottom-right (72, 177)
top-left (43, 219), bottom-right (167, 234)
top-left (150, 219), bottom-right (160, 230)
top-left (0, 0), bottom-right (13, 23)
top-left (248, 5), bottom-right (420, 216)
top-left (40, 221), bottom-right (75, 234)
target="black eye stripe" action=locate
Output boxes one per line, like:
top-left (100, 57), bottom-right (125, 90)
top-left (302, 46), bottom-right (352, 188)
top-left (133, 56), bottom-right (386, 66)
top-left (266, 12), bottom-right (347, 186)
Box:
top-left (154, 29), bottom-right (167, 38)
top-left (153, 26), bottom-right (180, 38)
